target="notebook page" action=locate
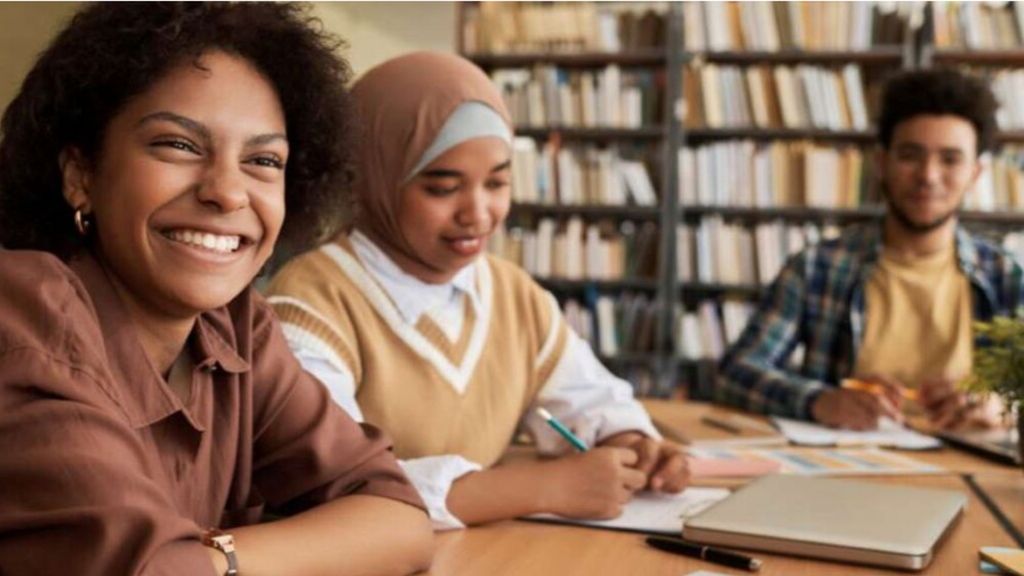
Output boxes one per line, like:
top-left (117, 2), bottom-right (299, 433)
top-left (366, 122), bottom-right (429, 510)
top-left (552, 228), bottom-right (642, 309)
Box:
top-left (527, 487), bottom-right (730, 534)
top-left (772, 416), bottom-right (941, 450)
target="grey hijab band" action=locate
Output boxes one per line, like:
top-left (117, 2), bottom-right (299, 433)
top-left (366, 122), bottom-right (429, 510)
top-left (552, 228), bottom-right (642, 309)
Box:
top-left (405, 100), bottom-right (513, 182)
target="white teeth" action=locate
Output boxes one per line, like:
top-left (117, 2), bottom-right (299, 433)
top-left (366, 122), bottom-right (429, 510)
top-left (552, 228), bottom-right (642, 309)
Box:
top-left (166, 229), bottom-right (241, 254)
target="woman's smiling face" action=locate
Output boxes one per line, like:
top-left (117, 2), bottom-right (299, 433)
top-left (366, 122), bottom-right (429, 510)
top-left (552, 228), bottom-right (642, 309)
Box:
top-left (63, 50), bottom-right (288, 321)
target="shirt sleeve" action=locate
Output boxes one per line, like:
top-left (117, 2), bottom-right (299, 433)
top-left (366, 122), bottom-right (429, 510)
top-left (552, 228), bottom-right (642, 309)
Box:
top-left (715, 252), bottom-right (829, 419)
top-left (524, 330), bottom-right (661, 455)
top-left (398, 456), bottom-right (482, 531)
top-left (247, 299), bottom-right (424, 516)
top-left (0, 281), bottom-right (217, 576)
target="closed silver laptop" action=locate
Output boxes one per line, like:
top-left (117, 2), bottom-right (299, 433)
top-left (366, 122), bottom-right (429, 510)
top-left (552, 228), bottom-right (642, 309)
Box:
top-left (682, 475), bottom-right (966, 570)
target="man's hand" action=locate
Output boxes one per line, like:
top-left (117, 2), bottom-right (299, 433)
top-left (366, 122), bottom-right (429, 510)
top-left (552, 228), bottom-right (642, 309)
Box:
top-left (919, 378), bottom-right (1002, 430)
top-left (598, 431), bottom-right (690, 492)
top-left (811, 374), bottom-right (905, 430)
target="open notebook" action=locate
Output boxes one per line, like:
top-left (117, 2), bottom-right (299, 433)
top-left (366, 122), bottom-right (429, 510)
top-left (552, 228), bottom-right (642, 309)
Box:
top-left (526, 487), bottom-right (730, 534)
top-left (772, 416), bottom-right (941, 450)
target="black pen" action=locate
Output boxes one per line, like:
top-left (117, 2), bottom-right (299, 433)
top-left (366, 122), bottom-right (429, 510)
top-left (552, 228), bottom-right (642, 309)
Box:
top-left (645, 535), bottom-right (762, 572)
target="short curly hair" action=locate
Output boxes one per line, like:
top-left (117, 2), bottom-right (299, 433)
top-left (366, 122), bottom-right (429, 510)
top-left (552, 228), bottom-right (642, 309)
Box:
top-left (0, 2), bottom-right (354, 259)
top-left (878, 68), bottom-right (998, 156)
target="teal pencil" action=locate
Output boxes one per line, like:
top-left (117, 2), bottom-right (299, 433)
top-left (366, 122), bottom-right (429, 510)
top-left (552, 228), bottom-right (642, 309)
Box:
top-left (536, 408), bottom-right (588, 452)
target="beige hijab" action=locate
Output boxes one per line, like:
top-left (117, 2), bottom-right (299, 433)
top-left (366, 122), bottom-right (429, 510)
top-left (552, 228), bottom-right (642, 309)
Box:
top-left (348, 51), bottom-right (513, 266)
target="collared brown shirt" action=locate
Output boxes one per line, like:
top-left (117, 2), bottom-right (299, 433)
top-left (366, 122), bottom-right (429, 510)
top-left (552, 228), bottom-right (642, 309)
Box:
top-left (0, 249), bottom-right (423, 576)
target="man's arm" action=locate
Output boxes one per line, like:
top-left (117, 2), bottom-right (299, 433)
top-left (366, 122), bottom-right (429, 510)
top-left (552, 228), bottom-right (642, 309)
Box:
top-left (715, 252), bottom-right (830, 419)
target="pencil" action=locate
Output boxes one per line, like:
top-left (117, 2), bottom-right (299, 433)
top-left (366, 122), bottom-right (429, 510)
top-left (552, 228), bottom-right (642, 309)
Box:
top-left (536, 408), bottom-right (588, 452)
top-left (840, 378), bottom-right (919, 401)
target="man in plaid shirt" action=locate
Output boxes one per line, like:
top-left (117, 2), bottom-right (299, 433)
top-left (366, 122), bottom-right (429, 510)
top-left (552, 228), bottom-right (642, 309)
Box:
top-left (716, 69), bottom-right (1022, 431)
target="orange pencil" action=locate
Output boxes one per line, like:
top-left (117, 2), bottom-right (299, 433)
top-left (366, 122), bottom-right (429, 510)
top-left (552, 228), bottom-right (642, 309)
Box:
top-left (840, 378), bottom-right (919, 402)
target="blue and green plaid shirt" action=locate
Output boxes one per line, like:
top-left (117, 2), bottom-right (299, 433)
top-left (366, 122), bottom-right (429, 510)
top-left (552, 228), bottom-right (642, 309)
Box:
top-left (715, 223), bottom-right (1024, 420)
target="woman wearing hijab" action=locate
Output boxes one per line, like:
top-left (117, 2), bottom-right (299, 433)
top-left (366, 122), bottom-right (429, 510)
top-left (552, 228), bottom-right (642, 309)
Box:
top-left (267, 51), bottom-right (689, 530)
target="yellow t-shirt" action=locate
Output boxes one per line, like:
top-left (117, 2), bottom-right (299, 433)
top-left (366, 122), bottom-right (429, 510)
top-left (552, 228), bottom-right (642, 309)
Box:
top-left (854, 245), bottom-right (973, 387)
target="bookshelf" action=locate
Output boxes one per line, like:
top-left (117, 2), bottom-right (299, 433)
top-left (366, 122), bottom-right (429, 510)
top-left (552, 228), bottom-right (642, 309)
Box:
top-left (920, 2), bottom-right (1024, 218)
top-left (462, 1), bottom-right (681, 396)
top-left (464, 1), bottom-right (1024, 399)
top-left (674, 1), bottom-right (916, 397)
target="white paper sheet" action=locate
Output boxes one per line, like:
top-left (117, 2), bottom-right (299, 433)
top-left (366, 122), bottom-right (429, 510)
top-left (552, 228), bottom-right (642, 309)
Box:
top-left (526, 487), bottom-right (731, 535)
top-left (772, 416), bottom-right (941, 450)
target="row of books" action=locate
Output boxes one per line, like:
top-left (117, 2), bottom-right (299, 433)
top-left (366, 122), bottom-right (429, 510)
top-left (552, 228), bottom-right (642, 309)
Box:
top-left (932, 1), bottom-right (1024, 50)
top-left (682, 1), bottom-right (911, 53)
top-left (990, 72), bottom-right (1024, 131)
top-left (965, 146), bottom-right (1024, 212)
top-left (462, 3), bottom-right (668, 54)
top-left (492, 66), bottom-right (663, 128)
top-left (511, 138), bottom-right (658, 206)
top-left (563, 293), bottom-right (660, 357)
top-left (683, 63), bottom-right (871, 131)
top-left (489, 219), bottom-right (659, 281)
top-left (678, 218), bottom-right (839, 285)
top-left (678, 139), bottom-right (875, 209)
top-left (676, 300), bottom-right (754, 361)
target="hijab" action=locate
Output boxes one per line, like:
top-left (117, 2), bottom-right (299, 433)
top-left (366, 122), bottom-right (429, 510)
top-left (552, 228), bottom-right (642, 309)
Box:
top-left (348, 51), bottom-right (513, 268)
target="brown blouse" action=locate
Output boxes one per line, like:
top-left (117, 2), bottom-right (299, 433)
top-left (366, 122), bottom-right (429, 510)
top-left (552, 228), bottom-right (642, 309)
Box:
top-left (0, 249), bottom-right (424, 576)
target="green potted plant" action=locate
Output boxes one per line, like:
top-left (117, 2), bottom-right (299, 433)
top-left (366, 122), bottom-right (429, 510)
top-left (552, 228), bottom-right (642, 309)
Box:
top-left (966, 315), bottom-right (1024, 471)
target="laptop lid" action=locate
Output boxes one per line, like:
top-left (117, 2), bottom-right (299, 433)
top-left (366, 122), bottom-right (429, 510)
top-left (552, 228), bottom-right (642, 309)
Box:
top-left (682, 475), bottom-right (966, 571)
top-left (937, 426), bottom-right (1020, 465)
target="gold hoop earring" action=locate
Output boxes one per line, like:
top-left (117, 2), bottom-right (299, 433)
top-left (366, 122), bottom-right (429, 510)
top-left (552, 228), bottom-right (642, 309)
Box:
top-left (74, 208), bottom-right (92, 236)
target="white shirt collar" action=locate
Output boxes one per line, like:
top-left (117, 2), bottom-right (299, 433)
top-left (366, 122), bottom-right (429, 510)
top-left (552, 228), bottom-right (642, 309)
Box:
top-left (349, 230), bottom-right (478, 324)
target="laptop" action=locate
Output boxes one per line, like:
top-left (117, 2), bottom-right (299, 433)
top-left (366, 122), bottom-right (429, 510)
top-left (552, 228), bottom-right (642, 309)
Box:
top-left (937, 426), bottom-right (1020, 466)
top-left (682, 475), bottom-right (966, 571)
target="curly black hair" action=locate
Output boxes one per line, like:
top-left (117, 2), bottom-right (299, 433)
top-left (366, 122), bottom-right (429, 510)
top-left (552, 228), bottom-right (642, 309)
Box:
top-left (0, 2), bottom-right (354, 259)
top-left (878, 68), bottom-right (998, 156)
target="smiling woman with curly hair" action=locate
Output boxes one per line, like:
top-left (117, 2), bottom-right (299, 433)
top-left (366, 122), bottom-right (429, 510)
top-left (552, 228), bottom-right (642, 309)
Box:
top-left (0, 4), bottom-right (432, 575)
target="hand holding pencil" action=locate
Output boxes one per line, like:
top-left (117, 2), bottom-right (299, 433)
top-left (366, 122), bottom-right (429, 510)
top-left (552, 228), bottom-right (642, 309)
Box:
top-left (810, 374), bottom-right (908, 430)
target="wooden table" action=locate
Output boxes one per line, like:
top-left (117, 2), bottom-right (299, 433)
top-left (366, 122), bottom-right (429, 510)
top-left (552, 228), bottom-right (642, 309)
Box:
top-left (972, 470), bottom-right (1024, 547)
top-left (426, 400), bottom-right (1022, 576)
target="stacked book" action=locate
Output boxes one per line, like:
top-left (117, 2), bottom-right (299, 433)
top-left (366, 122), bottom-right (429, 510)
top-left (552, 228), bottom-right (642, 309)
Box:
top-left (676, 301), bottom-right (755, 361)
top-left (678, 218), bottom-right (839, 285)
top-left (990, 72), bottom-right (1024, 131)
top-left (683, 63), bottom-right (870, 131)
top-left (493, 65), bottom-right (663, 128)
top-left (564, 293), bottom-right (660, 358)
top-left (462, 3), bottom-right (667, 54)
top-left (490, 219), bottom-right (659, 282)
top-left (678, 140), bottom-right (876, 208)
top-left (932, 1), bottom-right (1024, 50)
top-left (683, 1), bottom-right (910, 52)
top-left (966, 147), bottom-right (1024, 211)
top-left (511, 138), bottom-right (658, 206)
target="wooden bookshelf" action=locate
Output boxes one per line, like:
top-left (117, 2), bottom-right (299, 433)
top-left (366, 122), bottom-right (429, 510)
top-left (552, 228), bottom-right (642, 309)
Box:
top-left (466, 51), bottom-right (665, 68)
top-left (537, 277), bottom-right (660, 293)
top-left (463, 2), bottom-right (682, 393)
top-left (598, 352), bottom-right (663, 366)
top-left (995, 131), bottom-right (1024, 144)
top-left (509, 203), bottom-right (660, 220)
top-left (514, 126), bottom-right (665, 140)
top-left (926, 48), bottom-right (1024, 67)
top-left (689, 47), bottom-right (905, 65)
top-left (680, 281), bottom-right (763, 299)
top-left (465, 2), bottom-right (937, 395)
top-left (685, 127), bottom-right (877, 144)
top-left (680, 205), bottom-right (883, 223)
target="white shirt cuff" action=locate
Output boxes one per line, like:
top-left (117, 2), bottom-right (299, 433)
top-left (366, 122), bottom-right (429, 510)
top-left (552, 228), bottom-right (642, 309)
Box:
top-left (398, 455), bottom-right (482, 531)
